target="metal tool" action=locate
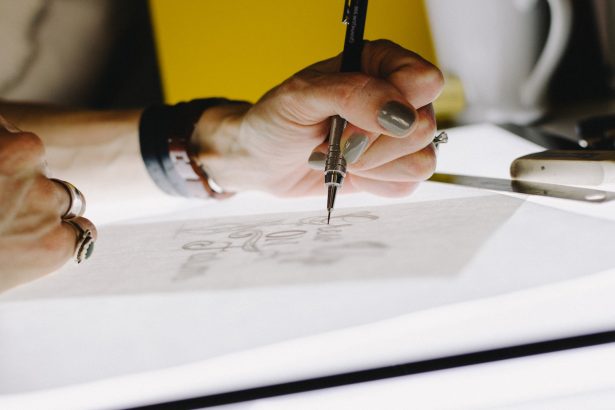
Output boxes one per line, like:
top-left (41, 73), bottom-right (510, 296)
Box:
top-left (324, 0), bottom-right (368, 224)
top-left (429, 173), bottom-right (614, 203)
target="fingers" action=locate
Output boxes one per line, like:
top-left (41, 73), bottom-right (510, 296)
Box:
top-left (361, 39), bottom-right (444, 108)
top-left (277, 40), bottom-right (442, 142)
top-left (40, 216), bottom-right (97, 270)
top-left (277, 70), bottom-right (419, 138)
top-left (351, 105), bottom-right (436, 171)
top-left (61, 217), bottom-right (97, 264)
top-left (308, 39), bottom-right (444, 109)
top-left (0, 117), bottom-right (45, 175)
top-left (63, 216), bottom-right (98, 242)
top-left (0, 214), bottom-right (97, 290)
top-left (10, 174), bottom-right (71, 219)
top-left (351, 144), bottom-right (437, 182)
top-left (308, 104), bottom-right (436, 181)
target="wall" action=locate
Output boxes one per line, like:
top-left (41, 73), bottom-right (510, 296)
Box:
top-left (150, 0), bottom-right (436, 104)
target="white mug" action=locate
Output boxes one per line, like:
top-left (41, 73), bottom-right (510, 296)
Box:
top-left (426, 0), bottom-right (572, 124)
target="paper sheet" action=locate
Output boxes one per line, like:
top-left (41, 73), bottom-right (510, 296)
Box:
top-left (2, 124), bottom-right (615, 407)
top-left (2, 193), bottom-right (615, 395)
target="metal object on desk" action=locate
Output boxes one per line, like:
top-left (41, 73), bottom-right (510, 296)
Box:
top-left (430, 173), bottom-right (614, 203)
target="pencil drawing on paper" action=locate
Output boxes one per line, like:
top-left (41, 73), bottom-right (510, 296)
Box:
top-left (175, 211), bottom-right (387, 280)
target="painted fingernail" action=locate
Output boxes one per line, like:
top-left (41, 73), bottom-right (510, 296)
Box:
top-left (343, 134), bottom-right (369, 164)
top-left (377, 101), bottom-right (416, 136)
top-left (307, 151), bottom-right (326, 170)
top-left (0, 115), bottom-right (21, 133)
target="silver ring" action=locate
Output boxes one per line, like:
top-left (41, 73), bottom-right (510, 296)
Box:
top-left (433, 131), bottom-right (448, 148)
top-left (64, 220), bottom-right (95, 264)
top-left (51, 178), bottom-right (86, 219)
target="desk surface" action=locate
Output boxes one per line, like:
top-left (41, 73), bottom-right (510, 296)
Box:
top-left (1, 124), bottom-right (614, 410)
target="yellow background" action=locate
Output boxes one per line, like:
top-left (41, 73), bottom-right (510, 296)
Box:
top-left (149, 0), bottom-right (436, 104)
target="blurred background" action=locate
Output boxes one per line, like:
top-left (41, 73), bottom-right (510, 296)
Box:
top-left (1, 0), bottom-right (613, 131)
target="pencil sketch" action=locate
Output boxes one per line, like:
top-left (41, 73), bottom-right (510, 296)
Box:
top-left (174, 211), bottom-right (385, 281)
top-left (5, 191), bottom-right (615, 301)
top-left (2, 194), bottom-right (550, 298)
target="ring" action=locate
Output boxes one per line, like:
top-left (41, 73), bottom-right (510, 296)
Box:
top-left (51, 178), bottom-right (86, 219)
top-left (64, 220), bottom-right (95, 264)
top-left (433, 131), bottom-right (448, 148)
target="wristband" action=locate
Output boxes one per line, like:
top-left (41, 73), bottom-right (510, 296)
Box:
top-left (139, 98), bottom-right (240, 199)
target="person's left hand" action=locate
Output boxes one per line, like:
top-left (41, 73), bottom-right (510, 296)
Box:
top-left (195, 39), bottom-right (444, 197)
top-left (0, 116), bottom-right (97, 292)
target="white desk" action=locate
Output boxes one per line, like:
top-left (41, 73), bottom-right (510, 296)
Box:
top-left (1, 124), bottom-right (614, 409)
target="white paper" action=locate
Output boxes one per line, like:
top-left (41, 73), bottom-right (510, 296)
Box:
top-left (2, 124), bottom-right (615, 409)
top-left (2, 193), bottom-right (615, 396)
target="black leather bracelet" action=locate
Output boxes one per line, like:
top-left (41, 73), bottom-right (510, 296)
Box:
top-left (139, 98), bottom-right (239, 198)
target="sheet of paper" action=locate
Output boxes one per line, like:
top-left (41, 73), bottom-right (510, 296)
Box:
top-left (2, 124), bottom-right (615, 409)
top-left (2, 193), bottom-right (615, 397)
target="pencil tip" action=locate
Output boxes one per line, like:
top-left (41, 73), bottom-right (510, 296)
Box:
top-left (327, 210), bottom-right (331, 224)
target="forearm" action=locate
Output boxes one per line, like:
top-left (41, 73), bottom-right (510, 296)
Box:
top-left (0, 102), bottom-right (166, 211)
top-left (0, 102), bottom-right (141, 145)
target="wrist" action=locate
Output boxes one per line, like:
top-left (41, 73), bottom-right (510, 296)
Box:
top-left (193, 103), bottom-right (255, 192)
top-left (140, 98), bottom-right (249, 199)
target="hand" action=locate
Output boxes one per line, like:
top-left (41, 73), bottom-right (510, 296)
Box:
top-left (196, 39), bottom-right (444, 197)
top-left (0, 116), bottom-right (96, 292)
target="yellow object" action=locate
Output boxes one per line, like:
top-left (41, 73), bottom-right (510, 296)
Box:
top-left (150, 0), bottom-right (436, 104)
top-left (433, 74), bottom-right (466, 122)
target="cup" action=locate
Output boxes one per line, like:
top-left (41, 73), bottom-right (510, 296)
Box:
top-left (426, 0), bottom-right (572, 125)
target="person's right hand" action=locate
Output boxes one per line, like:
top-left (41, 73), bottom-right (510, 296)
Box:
top-left (0, 116), bottom-right (96, 292)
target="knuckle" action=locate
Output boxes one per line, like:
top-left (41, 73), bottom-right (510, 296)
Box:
top-left (334, 73), bottom-right (374, 111)
top-left (14, 132), bottom-right (45, 155)
top-left (410, 146), bottom-right (437, 180)
top-left (414, 64), bottom-right (445, 98)
top-left (0, 131), bottom-right (45, 170)
top-left (388, 62), bottom-right (444, 105)
top-left (274, 72), bottom-right (317, 114)
top-left (278, 72), bottom-right (311, 96)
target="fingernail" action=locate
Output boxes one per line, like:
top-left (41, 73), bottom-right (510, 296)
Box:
top-left (0, 115), bottom-right (21, 133)
top-left (377, 101), bottom-right (416, 136)
top-left (343, 134), bottom-right (369, 164)
top-left (307, 151), bottom-right (326, 170)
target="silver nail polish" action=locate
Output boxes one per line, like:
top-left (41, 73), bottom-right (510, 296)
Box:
top-left (307, 151), bottom-right (326, 170)
top-left (377, 101), bottom-right (416, 136)
top-left (343, 134), bottom-right (369, 164)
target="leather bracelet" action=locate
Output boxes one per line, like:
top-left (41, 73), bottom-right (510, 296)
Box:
top-left (139, 98), bottom-right (241, 199)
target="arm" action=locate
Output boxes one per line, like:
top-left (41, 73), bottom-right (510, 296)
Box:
top-left (0, 102), bottom-right (162, 205)
top-left (0, 39), bottom-right (443, 291)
